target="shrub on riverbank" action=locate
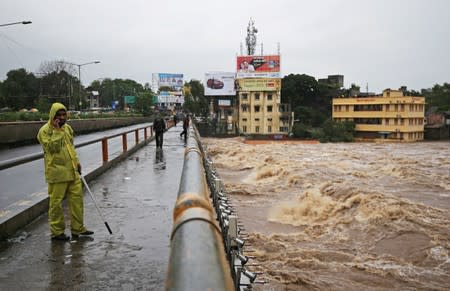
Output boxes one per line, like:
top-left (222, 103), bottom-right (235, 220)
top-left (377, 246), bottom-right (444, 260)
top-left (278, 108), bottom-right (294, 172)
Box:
top-left (0, 111), bottom-right (143, 122)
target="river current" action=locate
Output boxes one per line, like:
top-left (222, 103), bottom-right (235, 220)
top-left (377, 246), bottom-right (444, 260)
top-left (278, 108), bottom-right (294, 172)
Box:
top-left (203, 138), bottom-right (450, 291)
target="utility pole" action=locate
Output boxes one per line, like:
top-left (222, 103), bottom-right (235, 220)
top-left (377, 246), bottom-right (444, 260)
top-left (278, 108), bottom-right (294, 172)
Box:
top-left (59, 61), bottom-right (100, 110)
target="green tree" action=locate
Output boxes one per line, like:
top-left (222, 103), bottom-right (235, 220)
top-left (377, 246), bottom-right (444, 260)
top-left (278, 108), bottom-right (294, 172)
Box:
top-left (40, 70), bottom-right (76, 108)
top-left (135, 91), bottom-right (154, 116)
top-left (88, 78), bottom-right (145, 110)
top-left (281, 74), bottom-right (335, 127)
top-left (314, 119), bottom-right (355, 142)
top-left (423, 83), bottom-right (450, 111)
top-left (292, 123), bottom-right (312, 138)
top-left (182, 80), bottom-right (207, 116)
top-left (1, 69), bottom-right (39, 110)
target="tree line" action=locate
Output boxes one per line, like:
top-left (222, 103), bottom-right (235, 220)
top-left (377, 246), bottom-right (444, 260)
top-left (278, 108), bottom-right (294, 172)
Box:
top-left (1, 61), bottom-right (448, 134)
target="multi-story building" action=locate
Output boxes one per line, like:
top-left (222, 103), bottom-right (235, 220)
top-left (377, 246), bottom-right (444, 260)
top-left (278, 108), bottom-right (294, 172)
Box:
top-left (236, 55), bottom-right (291, 136)
top-left (332, 89), bottom-right (425, 142)
top-left (318, 74), bottom-right (344, 88)
top-left (237, 81), bottom-right (290, 134)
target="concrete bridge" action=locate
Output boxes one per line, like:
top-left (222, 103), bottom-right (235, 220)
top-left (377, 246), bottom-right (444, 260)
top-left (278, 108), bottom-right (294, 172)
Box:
top-left (0, 122), bottom-right (258, 290)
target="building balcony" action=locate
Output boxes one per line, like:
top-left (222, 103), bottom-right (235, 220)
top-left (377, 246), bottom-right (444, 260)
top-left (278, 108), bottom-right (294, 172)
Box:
top-left (333, 111), bottom-right (425, 118)
top-left (355, 124), bottom-right (424, 132)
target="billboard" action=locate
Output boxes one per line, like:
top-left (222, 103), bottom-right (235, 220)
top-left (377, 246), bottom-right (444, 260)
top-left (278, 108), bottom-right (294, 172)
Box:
top-left (204, 72), bottom-right (236, 96)
top-left (157, 91), bottom-right (184, 103)
top-left (236, 55), bottom-right (280, 78)
top-left (237, 78), bottom-right (281, 91)
top-left (218, 99), bottom-right (232, 106)
top-left (153, 73), bottom-right (184, 90)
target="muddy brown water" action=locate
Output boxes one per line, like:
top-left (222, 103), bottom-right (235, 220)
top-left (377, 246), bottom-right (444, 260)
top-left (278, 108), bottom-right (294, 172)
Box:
top-left (203, 138), bottom-right (450, 291)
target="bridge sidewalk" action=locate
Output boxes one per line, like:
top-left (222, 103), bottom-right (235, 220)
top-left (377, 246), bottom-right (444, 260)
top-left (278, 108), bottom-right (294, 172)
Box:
top-left (0, 124), bottom-right (185, 290)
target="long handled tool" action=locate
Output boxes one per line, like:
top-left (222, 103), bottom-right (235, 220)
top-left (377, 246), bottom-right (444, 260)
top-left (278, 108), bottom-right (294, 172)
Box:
top-left (81, 175), bottom-right (113, 234)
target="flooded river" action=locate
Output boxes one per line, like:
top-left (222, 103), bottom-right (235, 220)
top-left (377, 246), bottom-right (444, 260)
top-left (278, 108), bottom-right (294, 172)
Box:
top-left (203, 138), bottom-right (450, 290)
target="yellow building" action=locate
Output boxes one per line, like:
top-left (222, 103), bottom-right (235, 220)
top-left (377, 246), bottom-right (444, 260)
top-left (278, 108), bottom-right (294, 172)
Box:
top-left (237, 79), bottom-right (290, 135)
top-left (332, 89), bottom-right (425, 142)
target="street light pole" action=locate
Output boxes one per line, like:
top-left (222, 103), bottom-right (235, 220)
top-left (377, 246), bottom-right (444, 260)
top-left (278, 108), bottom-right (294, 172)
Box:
top-left (63, 61), bottom-right (100, 110)
top-left (0, 21), bottom-right (32, 27)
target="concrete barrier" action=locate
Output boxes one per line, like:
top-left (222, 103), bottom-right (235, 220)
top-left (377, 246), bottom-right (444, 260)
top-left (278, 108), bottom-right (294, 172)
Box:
top-left (0, 125), bottom-right (156, 240)
top-left (0, 117), bottom-right (152, 146)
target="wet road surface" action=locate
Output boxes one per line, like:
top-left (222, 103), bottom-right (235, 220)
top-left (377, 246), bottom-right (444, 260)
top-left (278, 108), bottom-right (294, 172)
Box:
top-left (0, 122), bottom-right (153, 210)
top-left (0, 124), bottom-right (186, 290)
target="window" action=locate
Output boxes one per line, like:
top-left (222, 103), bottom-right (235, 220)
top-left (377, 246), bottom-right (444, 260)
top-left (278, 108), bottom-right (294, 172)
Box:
top-left (354, 105), bottom-right (382, 111)
top-left (242, 93), bottom-right (248, 100)
top-left (267, 94), bottom-right (273, 101)
top-left (267, 105), bottom-right (273, 112)
top-left (242, 126), bottom-right (247, 133)
top-left (242, 118), bottom-right (247, 122)
top-left (267, 118), bottom-right (272, 122)
top-left (255, 118), bottom-right (260, 122)
top-left (280, 127), bottom-right (289, 132)
top-left (354, 118), bottom-right (382, 125)
top-left (241, 104), bottom-right (248, 112)
top-left (255, 93), bottom-right (260, 100)
top-left (255, 126), bottom-right (260, 133)
top-left (254, 105), bottom-right (260, 112)
top-left (268, 125), bottom-right (272, 133)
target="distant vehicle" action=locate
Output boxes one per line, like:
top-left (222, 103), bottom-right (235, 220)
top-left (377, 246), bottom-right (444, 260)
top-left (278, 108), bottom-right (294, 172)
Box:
top-left (68, 110), bottom-right (81, 117)
top-left (0, 107), bottom-right (12, 112)
top-left (207, 78), bottom-right (224, 89)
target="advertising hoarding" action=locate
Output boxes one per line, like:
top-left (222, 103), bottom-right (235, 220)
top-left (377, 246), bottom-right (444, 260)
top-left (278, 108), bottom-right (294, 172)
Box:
top-left (236, 55), bottom-right (280, 78)
top-left (153, 73), bottom-right (184, 90)
top-left (237, 78), bottom-right (281, 91)
top-left (157, 91), bottom-right (184, 103)
top-left (204, 72), bottom-right (236, 96)
top-left (218, 99), bottom-right (231, 106)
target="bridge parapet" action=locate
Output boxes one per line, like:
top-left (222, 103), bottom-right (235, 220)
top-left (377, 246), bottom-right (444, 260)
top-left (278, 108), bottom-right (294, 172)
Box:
top-left (167, 124), bottom-right (262, 290)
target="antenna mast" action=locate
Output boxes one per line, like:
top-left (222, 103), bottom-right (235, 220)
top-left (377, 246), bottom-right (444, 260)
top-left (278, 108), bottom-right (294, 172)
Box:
top-left (245, 18), bottom-right (258, 55)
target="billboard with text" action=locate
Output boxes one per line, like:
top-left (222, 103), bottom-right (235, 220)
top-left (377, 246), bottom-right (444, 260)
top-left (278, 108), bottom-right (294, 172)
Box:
top-left (204, 72), bottom-right (236, 96)
top-left (236, 55), bottom-right (280, 78)
top-left (237, 78), bottom-right (281, 91)
top-left (153, 73), bottom-right (184, 90)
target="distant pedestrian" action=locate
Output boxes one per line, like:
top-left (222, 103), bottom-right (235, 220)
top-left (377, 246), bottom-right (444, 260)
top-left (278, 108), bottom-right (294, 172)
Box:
top-left (37, 102), bottom-right (93, 241)
top-left (173, 114), bottom-right (178, 127)
top-left (153, 114), bottom-right (166, 148)
top-left (180, 114), bottom-right (190, 141)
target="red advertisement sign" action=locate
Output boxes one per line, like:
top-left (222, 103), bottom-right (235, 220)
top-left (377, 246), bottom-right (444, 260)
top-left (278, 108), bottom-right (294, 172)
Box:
top-left (236, 55), bottom-right (280, 73)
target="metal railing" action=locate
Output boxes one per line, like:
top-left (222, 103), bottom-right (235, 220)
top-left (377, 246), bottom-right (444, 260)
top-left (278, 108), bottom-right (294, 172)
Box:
top-left (167, 124), bottom-right (263, 290)
top-left (0, 125), bottom-right (155, 171)
top-left (0, 122), bottom-right (169, 239)
top-left (166, 125), bottom-right (234, 290)
top-left (200, 130), bottom-right (265, 290)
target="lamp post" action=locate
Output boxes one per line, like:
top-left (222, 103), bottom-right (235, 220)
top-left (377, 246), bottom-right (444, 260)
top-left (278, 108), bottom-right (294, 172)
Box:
top-left (0, 21), bottom-right (32, 27)
top-left (64, 61), bottom-right (100, 110)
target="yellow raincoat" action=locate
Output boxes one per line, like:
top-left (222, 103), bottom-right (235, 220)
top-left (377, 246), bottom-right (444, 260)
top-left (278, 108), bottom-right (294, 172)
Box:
top-left (37, 103), bottom-right (87, 237)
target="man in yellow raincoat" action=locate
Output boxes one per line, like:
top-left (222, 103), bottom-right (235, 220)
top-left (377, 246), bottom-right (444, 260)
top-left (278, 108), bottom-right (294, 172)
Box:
top-left (37, 103), bottom-right (93, 241)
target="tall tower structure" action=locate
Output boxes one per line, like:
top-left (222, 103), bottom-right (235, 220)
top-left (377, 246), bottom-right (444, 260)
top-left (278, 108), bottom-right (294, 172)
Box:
top-left (245, 18), bottom-right (258, 55)
top-left (236, 19), bottom-right (291, 137)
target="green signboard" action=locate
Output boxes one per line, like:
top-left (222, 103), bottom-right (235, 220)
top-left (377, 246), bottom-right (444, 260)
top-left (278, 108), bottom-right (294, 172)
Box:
top-left (124, 96), bottom-right (136, 104)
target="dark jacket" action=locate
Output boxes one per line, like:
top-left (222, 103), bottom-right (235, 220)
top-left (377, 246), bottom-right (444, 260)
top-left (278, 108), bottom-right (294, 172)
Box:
top-left (183, 117), bottom-right (190, 129)
top-left (153, 118), bottom-right (166, 133)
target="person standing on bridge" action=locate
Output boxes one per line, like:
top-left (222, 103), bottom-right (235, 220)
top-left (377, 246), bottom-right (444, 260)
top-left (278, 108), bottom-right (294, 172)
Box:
top-left (180, 114), bottom-right (190, 141)
top-left (173, 113), bottom-right (178, 127)
top-left (153, 114), bottom-right (166, 149)
top-left (37, 102), bottom-right (93, 241)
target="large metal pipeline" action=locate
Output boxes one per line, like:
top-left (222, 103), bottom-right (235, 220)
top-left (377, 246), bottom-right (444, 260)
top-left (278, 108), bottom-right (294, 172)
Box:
top-left (166, 125), bottom-right (234, 291)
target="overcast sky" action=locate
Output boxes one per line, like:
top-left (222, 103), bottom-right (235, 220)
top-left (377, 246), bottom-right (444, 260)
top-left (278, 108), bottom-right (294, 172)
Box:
top-left (1, 0), bottom-right (449, 93)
